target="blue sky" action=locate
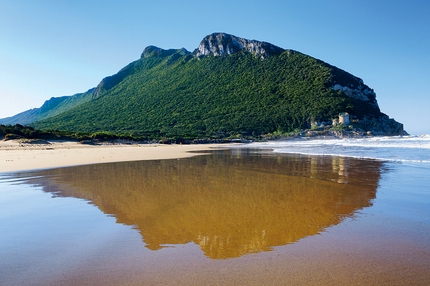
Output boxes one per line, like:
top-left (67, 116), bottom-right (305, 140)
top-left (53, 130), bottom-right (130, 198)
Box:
top-left (1, 0), bottom-right (429, 134)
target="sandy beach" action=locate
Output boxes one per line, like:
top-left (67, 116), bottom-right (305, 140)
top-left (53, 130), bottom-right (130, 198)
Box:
top-left (0, 140), bottom-right (224, 173)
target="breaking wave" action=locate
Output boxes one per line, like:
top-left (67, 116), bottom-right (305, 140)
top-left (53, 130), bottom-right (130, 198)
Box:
top-left (243, 135), bottom-right (430, 163)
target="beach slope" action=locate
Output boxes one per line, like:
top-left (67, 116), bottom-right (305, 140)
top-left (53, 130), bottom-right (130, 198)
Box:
top-left (0, 140), bottom-right (222, 172)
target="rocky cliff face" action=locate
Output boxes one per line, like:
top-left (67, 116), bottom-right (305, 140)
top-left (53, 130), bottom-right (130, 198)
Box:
top-left (194, 33), bottom-right (285, 59)
top-left (332, 82), bottom-right (377, 106)
top-left (140, 33), bottom-right (285, 60)
top-left (328, 66), bottom-right (379, 109)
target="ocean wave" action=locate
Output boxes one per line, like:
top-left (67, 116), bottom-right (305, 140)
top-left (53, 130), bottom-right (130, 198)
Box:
top-left (239, 136), bottom-right (430, 163)
top-left (272, 149), bottom-right (430, 163)
top-left (255, 136), bottom-right (430, 149)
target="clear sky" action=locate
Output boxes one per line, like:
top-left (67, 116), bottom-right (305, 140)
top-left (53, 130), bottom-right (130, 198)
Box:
top-left (1, 0), bottom-right (429, 134)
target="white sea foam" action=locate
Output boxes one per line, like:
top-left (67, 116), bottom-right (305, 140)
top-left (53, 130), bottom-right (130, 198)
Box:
top-left (242, 135), bottom-right (430, 163)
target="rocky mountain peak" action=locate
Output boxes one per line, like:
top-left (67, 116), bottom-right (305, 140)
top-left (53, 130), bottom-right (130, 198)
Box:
top-left (195, 33), bottom-right (285, 59)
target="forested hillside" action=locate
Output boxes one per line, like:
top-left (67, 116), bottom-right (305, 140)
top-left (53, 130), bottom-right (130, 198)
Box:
top-left (2, 33), bottom-right (401, 140)
top-left (33, 47), bottom-right (381, 139)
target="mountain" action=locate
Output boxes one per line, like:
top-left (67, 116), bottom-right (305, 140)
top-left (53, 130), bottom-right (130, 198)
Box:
top-left (3, 33), bottom-right (404, 138)
top-left (0, 88), bottom-right (94, 125)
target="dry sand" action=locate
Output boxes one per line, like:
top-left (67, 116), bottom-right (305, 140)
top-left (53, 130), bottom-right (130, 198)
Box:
top-left (0, 139), bottom-right (225, 173)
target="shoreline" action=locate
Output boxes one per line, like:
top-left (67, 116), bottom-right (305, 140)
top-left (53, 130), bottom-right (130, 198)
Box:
top-left (0, 140), bottom-right (227, 173)
top-left (1, 134), bottom-right (422, 173)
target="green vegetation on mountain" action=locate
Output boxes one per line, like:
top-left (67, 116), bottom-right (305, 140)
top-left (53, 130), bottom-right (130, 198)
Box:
top-left (33, 48), bottom-right (381, 139)
top-left (2, 33), bottom-right (400, 139)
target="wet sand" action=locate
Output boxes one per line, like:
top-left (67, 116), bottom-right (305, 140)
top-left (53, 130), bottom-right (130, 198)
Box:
top-left (1, 150), bottom-right (429, 285)
top-left (0, 140), bottom-right (224, 172)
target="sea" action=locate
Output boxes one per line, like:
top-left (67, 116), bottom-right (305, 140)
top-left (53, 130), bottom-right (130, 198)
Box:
top-left (245, 134), bottom-right (430, 163)
top-left (1, 135), bottom-right (430, 285)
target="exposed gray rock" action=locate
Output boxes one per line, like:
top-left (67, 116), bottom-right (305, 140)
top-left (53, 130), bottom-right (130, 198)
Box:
top-left (332, 82), bottom-right (377, 104)
top-left (195, 33), bottom-right (285, 59)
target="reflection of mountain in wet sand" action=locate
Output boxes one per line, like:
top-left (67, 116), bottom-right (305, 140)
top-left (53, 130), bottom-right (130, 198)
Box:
top-left (19, 149), bottom-right (382, 259)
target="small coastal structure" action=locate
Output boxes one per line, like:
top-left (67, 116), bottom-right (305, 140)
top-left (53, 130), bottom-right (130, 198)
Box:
top-left (339, 112), bottom-right (350, 125)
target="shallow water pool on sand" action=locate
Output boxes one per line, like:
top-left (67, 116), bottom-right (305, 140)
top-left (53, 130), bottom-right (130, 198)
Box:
top-left (1, 149), bottom-right (429, 285)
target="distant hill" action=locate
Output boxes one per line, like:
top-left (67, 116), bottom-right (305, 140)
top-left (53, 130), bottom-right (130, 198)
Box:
top-left (0, 88), bottom-right (94, 125)
top-left (2, 33), bottom-right (404, 138)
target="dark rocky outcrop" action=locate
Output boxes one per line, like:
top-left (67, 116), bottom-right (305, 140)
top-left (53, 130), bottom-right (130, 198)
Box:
top-left (354, 115), bottom-right (406, 136)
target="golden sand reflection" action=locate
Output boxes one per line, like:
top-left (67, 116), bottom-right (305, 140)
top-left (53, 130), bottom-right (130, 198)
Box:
top-left (18, 150), bottom-right (382, 259)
